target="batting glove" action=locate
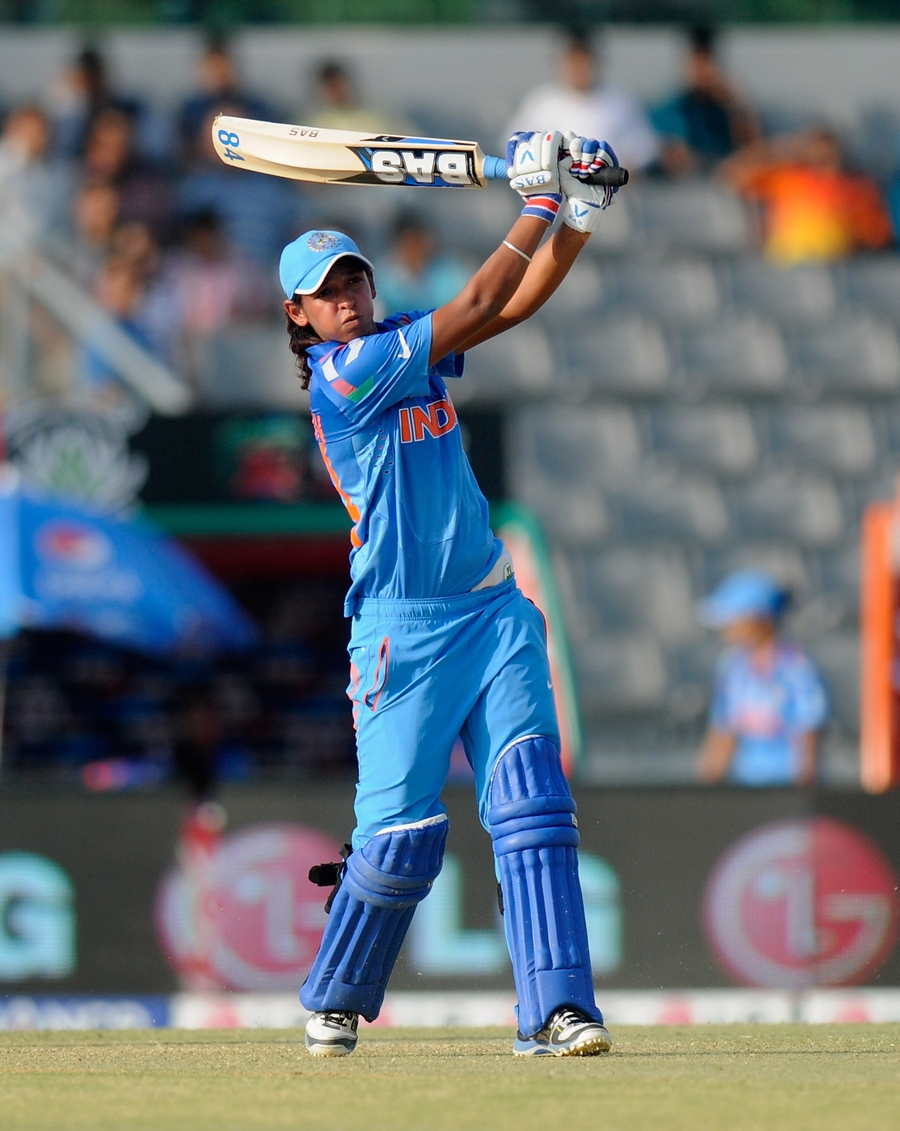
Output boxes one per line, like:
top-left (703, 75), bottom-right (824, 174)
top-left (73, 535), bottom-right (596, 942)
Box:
top-left (506, 130), bottom-right (562, 224)
top-left (559, 134), bottom-right (620, 234)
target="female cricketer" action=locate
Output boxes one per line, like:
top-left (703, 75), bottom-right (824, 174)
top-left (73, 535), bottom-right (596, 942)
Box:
top-left (281, 131), bottom-right (618, 1058)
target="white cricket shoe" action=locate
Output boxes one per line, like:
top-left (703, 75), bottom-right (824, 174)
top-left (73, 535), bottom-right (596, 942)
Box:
top-left (305, 1010), bottom-right (359, 1057)
top-left (513, 1007), bottom-right (612, 1057)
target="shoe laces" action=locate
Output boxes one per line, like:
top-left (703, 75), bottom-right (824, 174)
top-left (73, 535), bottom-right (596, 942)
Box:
top-left (549, 1008), bottom-right (592, 1038)
top-left (321, 1011), bottom-right (357, 1028)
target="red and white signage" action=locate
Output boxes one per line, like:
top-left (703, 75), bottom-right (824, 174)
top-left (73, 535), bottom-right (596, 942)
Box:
top-left (703, 818), bottom-right (900, 988)
top-left (156, 823), bottom-right (343, 991)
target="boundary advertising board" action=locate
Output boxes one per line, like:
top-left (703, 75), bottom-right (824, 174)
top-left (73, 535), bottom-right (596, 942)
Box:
top-left (1, 787), bottom-right (899, 995)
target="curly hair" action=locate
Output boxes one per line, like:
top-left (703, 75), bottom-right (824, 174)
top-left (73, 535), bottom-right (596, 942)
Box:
top-left (284, 307), bottom-right (323, 390)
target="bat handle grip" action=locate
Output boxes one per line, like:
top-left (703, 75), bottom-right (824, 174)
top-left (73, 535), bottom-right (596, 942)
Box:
top-left (483, 155), bottom-right (510, 180)
top-left (483, 154), bottom-right (629, 188)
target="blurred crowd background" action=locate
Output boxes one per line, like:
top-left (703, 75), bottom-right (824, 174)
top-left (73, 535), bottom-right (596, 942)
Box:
top-left (3, 11), bottom-right (900, 793)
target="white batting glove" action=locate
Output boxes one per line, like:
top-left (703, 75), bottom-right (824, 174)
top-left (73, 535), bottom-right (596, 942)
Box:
top-left (559, 134), bottom-right (619, 234)
top-left (507, 130), bottom-right (562, 196)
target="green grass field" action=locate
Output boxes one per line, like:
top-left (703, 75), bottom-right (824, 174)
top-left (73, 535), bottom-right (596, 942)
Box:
top-left (1, 1025), bottom-right (899, 1131)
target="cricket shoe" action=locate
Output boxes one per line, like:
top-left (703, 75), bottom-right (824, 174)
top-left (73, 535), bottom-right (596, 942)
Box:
top-left (513, 1007), bottom-right (612, 1057)
top-left (305, 1011), bottom-right (359, 1056)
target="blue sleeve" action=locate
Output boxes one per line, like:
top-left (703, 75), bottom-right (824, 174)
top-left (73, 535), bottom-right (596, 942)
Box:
top-left (385, 308), bottom-right (463, 379)
top-left (433, 351), bottom-right (465, 380)
top-left (385, 308), bottom-right (463, 380)
top-left (787, 653), bottom-right (830, 731)
top-left (315, 314), bottom-right (433, 426)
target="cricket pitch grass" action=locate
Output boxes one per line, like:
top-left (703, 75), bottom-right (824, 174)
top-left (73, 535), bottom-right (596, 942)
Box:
top-left (1, 1025), bottom-right (899, 1131)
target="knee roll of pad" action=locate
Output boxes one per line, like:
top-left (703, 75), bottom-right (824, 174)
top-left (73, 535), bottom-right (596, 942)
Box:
top-left (300, 815), bottom-right (447, 1022)
top-left (489, 737), bottom-right (602, 1038)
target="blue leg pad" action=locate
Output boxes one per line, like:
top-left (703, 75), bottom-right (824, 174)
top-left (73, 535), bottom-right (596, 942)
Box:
top-left (489, 736), bottom-right (602, 1038)
top-left (300, 815), bottom-right (448, 1022)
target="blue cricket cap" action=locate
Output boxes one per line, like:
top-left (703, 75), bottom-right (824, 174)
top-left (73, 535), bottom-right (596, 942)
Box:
top-left (698, 570), bottom-right (790, 627)
top-left (279, 229), bottom-right (374, 299)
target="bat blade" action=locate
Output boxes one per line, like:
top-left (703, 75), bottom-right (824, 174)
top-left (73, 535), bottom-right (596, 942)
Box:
top-left (212, 115), bottom-right (490, 188)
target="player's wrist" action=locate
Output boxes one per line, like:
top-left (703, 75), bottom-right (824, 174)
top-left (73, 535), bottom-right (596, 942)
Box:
top-left (520, 193), bottom-right (561, 225)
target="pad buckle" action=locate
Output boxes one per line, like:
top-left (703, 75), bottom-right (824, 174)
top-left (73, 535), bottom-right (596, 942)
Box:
top-left (309, 843), bottom-right (353, 913)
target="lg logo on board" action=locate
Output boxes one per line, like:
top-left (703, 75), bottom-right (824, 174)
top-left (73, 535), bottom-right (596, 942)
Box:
top-left (155, 824), bottom-right (343, 991)
top-left (703, 818), bottom-right (900, 988)
top-left (0, 854), bottom-right (75, 981)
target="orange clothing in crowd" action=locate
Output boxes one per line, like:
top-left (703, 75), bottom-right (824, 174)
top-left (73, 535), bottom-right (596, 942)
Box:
top-left (740, 165), bottom-right (893, 264)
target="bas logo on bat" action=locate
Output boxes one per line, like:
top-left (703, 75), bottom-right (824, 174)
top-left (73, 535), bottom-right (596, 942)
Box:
top-left (351, 146), bottom-right (477, 187)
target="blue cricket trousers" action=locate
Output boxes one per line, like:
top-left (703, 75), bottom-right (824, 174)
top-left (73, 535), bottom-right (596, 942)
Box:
top-left (347, 578), bottom-right (560, 846)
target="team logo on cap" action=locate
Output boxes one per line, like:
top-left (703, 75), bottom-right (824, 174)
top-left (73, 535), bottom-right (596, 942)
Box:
top-left (307, 232), bottom-right (339, 252)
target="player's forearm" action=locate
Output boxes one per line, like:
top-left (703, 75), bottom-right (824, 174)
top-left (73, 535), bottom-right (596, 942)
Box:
top-left (499, 223), bottom-right (588, 323)
top-left (454, 225), bottom-right (588, 352)
top-left (697, 729), bottom-right (737, 783)
top-left (465, 214), bottom-right (549, 316)
top-left (429, 214), bottom-right (548, 362)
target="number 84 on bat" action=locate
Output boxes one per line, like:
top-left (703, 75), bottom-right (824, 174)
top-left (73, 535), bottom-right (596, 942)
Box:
top-left (212, 114), bottom-right (629, 190)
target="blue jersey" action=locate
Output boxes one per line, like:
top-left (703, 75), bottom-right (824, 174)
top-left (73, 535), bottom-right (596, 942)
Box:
top-left (709, 641), bottom-right (829, 785)
top-left (307, 311), bottom-right (502, 614)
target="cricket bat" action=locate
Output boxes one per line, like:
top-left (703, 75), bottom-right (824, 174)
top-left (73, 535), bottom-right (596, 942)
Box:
top-left (211, 115), bottom-right (628, 190)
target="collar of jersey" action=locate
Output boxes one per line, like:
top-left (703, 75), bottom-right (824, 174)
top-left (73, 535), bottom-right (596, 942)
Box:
top-left (307, 319), bottom-right (399, 359)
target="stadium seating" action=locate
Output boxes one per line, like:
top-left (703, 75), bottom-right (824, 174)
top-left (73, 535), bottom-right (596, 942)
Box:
top-left (200, 327), bottom-right (307, 408)
top-left (766, 405), bottom-right (878, 476)
top-left (632, 181), bottom-right (754, 254)
top-left (678, 313), bottom-right (789, 393)
top-left (457, 324), bottom-right (555, 398)
top-left (843, 256), bottom-right (900, 319)
top-left (647, 404), bottom-right (759, 476)
top-left (552, 315), bottom-right (671, 395)
top-left (728, 260), bottom-right (838, 326)
top-left (605, 259), bottom-right (720, 325)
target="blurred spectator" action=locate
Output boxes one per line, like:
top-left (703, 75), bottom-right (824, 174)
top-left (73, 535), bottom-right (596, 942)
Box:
top-left (81, 226), bottom-right (179, 400)
top-left (720, 128), bottom-right (893, 263)
top-left (50, 44), bottom-right (143, 160)
top-left (81, 250), bottom-right (156, 400)
top-left (166, 208), bottom-right (273, 331)
top-left (305, 58), bottom-right (402, 134)
top-left (114, 220), bottom-right (183, 366)
top-left (178, 36), bottom-right (274, 163)
top-left (504, 31), bottom-right (660, 173)
top-left (162, 208), bottom-right (274, 385)
top-left (652, 26), bottom-right (759, 175)
top-left (376, 212), bottom-right (469, 316)
top-left (61, 179), bottom-right (121, 284)
top-left (696, 571), bottom-right (829, 787)
top-left (0, 104), bottom-right (71, 247)
top-left (179, 104), bottom-right (307, 265)
top-left (82, 107), bottom-right (176, 240)
top-left (110, 219), bottom-right (161, 279)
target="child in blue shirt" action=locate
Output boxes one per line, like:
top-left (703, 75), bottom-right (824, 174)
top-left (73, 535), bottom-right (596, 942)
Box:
top-left (697, 570), bottom-right (829, 786)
